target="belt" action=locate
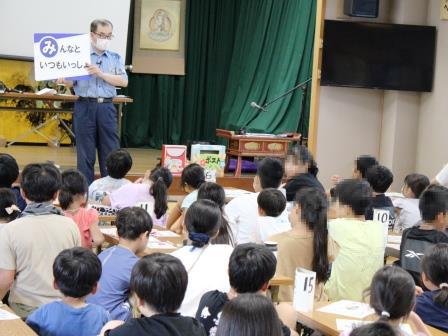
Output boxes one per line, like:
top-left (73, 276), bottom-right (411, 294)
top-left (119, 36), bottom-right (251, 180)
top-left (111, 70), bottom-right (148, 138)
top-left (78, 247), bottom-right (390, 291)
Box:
top-left (78, 97), bottom-right (113, 103)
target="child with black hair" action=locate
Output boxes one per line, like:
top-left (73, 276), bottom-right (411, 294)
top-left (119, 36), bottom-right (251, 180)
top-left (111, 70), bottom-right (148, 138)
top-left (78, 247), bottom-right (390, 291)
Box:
top-left (283, 145), bottom-right (324, 202)
top-left (89, 149), bottom-right (132, 203)
top-left (325, 179), bottom-right (385, 301)
top-left (103, 166), bottom-right (172, 227)
top-left (415, 243), bottom-right (448, 332)
top-left (172, 199), bottom-right (233, 317)
top-left (256, 188), bottom-right (290, 243)
top-left (393, 174), bottom-right (430, 231)
top-left (364, 165), bottom-right (396, 230)
top-left (0, 153), bottom-right (26, 210)
top-left (0, 188), bottom-right (20, 225)
top-left (26, 247), bottom-right (110, 335)
top-left (101, 253), bottom-right (206, 336)
top-left (270, 188), bottom-right (332, 302)
top-left (347, 265), bottom-right (430, 336)
top-left (197, 182), bottom-right (235, 246)
top-left (167, 163), bottom-right (205, 233)
top-left (87, 207), bottom-right (153, 321)
top-left (196, 243), bottom-right (298, 336)
top-left (59, 169), bottom-right (104, 248)
top-left (215, 294), bottom-right (284, 336)
top-left (226, 158), bottom-right (289, 244)
top-left (0, 163), bottom-right (80, 318)
top-left (399, 185), bottom-right (448, 286)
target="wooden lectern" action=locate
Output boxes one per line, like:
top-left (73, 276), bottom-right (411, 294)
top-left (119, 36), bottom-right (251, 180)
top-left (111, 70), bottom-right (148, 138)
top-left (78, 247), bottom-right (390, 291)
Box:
top-left (216, 129), bottom-right (301, 177)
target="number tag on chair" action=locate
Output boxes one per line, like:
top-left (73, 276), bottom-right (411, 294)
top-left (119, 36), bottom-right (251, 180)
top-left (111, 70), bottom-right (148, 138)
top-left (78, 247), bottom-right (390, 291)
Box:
top-left (293, 268), bottom-right (316, 312)
top-left (374, 209), bottom-right (390, 245)
top-left (137, 202), bottom-right (151, 213)
top-left (204, 169), bottom-right (216, 182)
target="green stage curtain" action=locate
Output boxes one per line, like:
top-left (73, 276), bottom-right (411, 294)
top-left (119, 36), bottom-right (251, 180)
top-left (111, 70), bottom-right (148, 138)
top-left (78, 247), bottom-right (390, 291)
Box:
top-left (122, 0), bottom-right (315, 148)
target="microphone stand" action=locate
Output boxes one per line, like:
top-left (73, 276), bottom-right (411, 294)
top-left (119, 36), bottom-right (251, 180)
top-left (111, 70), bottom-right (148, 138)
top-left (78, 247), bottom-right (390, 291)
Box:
top-left (239, 77), bottom-right (312, 135)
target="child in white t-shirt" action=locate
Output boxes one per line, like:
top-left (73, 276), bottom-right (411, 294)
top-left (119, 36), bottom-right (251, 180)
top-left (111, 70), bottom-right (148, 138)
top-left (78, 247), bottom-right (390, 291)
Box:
top-left (393, 173), bottom-right (430, 232)
top-left (256, 188), bottom-right (291, 243)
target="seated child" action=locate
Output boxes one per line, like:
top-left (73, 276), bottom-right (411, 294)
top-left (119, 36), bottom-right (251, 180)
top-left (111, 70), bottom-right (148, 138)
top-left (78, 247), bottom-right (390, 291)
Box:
top-left (87, 207), bottom-right (153, 320)
top-left (26, 247), bottom-right (110, 335)
top-left (399, 185), bottom-right (448, 286)
top-left (59, 169), bottom-right (104, 248)
top-left (415, 243), bottom-right (448, 332)
top-left (348, 265), bottom-right (430, 336)
top-left (393, 173), bottom-right (430, 231)
top-left (101, 253), bottom-right (206, 336)
top-left (256, 188), bottom-right (290, 243)
top-left (197, 182), bottom-right (235, 246)
top-left (365, 165), bottom-right (396, 230)
top-left (215, 294), bottom-right (285, 336)
top-left (325, 179), bottom-right (385, 301)
top-left (171, 199), bottom-right (233, 316)
top-left (89, 149), bottom-right (132, 203)
top-left (167, 163), bottom-right (205, 233)
top-left (283, 145), bottom-right (324, 202)
top-left (0, 188), bottom-right (20, 226)
top-left (0, 153), bottom-right (26, 210)
top-left (196, 243), bottom-right (298, 336)
top-left (103, 166), bottom-right (172, 227)
top-left (270, 187), bottom-right (332, 302)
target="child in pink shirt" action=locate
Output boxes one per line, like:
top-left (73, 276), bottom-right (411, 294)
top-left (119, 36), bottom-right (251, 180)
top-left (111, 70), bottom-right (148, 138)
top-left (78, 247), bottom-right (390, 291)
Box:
top-left (59, 169), bottom-right (104, 248)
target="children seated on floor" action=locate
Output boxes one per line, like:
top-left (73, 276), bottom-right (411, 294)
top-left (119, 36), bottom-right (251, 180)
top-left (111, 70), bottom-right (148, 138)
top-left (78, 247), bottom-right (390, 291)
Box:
top-left (0, 188), bottom-right (20, 226)
top-left (226, 157), bottom-right (289, 244)
top-left (100, 254), bottom-right (206, 336)
top-left (59, 169), bottom-right (104, 248)
top-left (256, 188), bottom-right (290, 243)
top-left (87, 207), bottom-right (153, 321)
top-left (89, 149), bottom-right (132, 203)
top-left (0, 153), bottom-right (26, 210)
top-left (26, 247), bottom-right (110, 335)
top-left (325, 179), bottom-right (385, 301)
top-left (269, 187), bottom-right (333, 302)
top-left (398, 185), bottom-right (448, 286)
top-left (195, 243), bottom-right (298, 336)
top-left (393, 173), bottom-right (430, 232)
top-left (102, 166), bottom-right (172, 227)
top-left (415, 243), bottom-right (448, 332)
top-left (348, 265), bottom-right (430, 336)
top-left (0, 163), bottom-right (81, 318)
top-left (171, 199), bottom-right (233, 317)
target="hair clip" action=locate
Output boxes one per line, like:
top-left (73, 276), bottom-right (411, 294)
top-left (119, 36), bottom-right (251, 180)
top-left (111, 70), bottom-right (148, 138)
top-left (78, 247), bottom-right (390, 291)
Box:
top-left (381, 311), bottom-right (390, 318)
top-left (5, 204), bottom-right (20, 215)
top-left (440, 283), bottom-right (448, 289)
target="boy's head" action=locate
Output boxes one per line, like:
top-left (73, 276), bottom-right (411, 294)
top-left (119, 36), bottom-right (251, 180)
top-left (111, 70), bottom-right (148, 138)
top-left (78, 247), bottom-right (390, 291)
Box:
top-left (0, 153), bottom-right (19, 188)
top-left (403, 173), bottom-right (430, 199)
top-left (228, 243), bottom-right (276, 293)
top-left (332, 179), bottom-right (372, 217)
top-left (181, 163), bottom-right (205, 190)
top-left (353, 155), bottom-right (378, 180)
top-left (131, 253), bottom-right (188, 314)
top-left (257, 188), bottom-right (286, 217)
top-left (106, 149), bottom-right (133, 179)
top-left (366, 165), bottom-right (393, 194)
top-left (253, 158), bottom-right (284, 192)
top-left (21, 163), bottom-right (61, 203)
top-left (116, 207), bottom-right (153, 252)
top-left (53, 247), bottom-right (101, 298)
top-left (419, 185), bottom-right (448, 228)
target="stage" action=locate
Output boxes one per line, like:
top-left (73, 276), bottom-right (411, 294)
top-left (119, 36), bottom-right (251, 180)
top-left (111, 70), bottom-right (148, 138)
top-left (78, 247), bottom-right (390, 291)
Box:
top-left (3, 145), bottom-right (255, 193)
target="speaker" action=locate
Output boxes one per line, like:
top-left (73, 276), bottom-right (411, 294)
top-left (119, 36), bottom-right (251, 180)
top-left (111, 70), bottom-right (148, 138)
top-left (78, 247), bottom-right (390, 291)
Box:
top-left (344, 0), bottom-right (379, 18)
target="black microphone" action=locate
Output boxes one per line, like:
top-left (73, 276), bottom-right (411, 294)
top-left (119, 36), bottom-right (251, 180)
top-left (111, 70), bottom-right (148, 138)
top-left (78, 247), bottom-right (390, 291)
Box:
top-left (250, 101), bottom-right (266, 111)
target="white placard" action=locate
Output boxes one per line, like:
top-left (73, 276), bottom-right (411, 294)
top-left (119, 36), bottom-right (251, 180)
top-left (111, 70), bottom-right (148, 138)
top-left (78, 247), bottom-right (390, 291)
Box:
top-left (33, 33), bottom-right (91, 81)
top-left (318, 300), bottom-right (375, 319)
top-left (374, 208), bottom-right (390, 246)
top-left (293, 268), bottom-right (316, 312)
top-left (204, 169), bottom-right (217, 182)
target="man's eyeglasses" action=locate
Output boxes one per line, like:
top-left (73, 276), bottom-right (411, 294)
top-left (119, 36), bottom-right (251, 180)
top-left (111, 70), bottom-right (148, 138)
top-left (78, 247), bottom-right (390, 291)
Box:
top-left (93, 32), bottom-right (114, 40)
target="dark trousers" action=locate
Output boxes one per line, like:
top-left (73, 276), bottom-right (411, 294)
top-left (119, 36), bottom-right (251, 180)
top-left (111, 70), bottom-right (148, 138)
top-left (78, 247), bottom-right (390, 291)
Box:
top-left (73, 101), bottom-right (119, 184)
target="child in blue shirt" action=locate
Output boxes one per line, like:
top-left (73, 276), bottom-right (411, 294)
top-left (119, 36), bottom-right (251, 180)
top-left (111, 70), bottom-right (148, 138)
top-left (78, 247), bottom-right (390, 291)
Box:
top-left (415, 243), bottom-right (448, 333)
top-left (26, 247), bottom-right (110, 336)
top-left (87, 207), bottom-right (153, 320)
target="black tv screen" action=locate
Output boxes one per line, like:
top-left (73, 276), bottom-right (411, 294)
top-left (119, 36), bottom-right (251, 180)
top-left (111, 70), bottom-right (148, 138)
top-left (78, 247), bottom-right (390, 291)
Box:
top-left (321, 20), bottom-right (436, 92)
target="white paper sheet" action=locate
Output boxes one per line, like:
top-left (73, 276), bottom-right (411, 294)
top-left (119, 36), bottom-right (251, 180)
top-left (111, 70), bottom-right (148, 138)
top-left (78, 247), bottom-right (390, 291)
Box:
top-left (151, 229), bottom-right (180, 238)
top-left (387, 235), bottom-right (402, 244)
top-left (317, 301), bottom-right (375, 319)
top-left (100, 227), bottom-right (118, 237)
top-left (0, 308), bottom-right (20, 320)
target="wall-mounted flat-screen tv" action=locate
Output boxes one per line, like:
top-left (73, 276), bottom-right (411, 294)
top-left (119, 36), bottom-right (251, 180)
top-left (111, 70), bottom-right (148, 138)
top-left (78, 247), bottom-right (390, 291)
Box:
top-left (321, 20), bottom-right (436, 92)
